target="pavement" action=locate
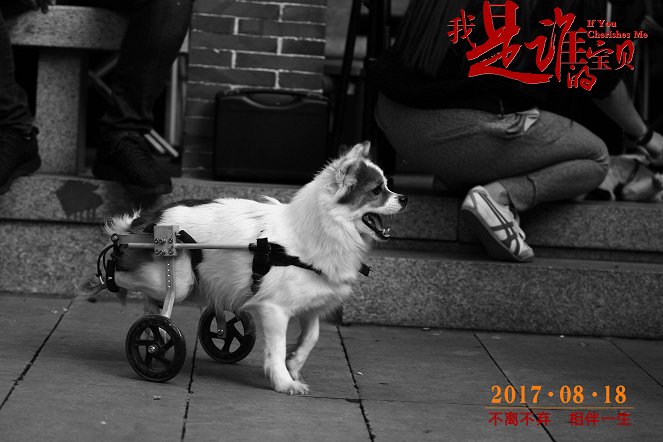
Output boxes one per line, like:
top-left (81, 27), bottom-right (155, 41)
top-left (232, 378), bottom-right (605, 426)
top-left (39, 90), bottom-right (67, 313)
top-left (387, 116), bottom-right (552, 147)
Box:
top-left (1, 293), bottom-right (662, 442)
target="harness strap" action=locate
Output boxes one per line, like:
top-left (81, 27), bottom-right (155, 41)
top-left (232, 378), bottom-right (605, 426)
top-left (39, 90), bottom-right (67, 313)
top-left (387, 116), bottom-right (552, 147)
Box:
top-left (177, 230), bottom-right (202, 276)
top-left (250, 238), bottom-right (271, 293)
top-left (249, 238), bottom-right (371, 293)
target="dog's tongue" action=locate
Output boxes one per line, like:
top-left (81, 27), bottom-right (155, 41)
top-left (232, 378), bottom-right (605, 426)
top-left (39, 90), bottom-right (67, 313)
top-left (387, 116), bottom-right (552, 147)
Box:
top-left (370, 213), bottom-right (383, 230)
top-left (363, 213), bottom-right (391, 239)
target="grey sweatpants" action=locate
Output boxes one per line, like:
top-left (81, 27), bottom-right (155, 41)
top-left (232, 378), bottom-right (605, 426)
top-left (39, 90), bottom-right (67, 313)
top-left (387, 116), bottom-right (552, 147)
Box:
top-left (376, 94), bottom-right (609, 211)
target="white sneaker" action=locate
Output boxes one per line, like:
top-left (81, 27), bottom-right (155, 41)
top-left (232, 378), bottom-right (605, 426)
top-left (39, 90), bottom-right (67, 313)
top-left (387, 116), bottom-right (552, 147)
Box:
top-left (460, 186), bottom-right (534, 262)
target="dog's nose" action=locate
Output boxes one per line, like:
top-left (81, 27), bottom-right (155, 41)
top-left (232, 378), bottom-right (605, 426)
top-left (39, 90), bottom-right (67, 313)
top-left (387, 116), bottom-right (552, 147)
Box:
top-left (399, 195), bottom-right (408, 207)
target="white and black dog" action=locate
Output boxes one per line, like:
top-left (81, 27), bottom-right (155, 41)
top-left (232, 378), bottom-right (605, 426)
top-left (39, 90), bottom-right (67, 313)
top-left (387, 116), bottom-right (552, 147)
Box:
top-left (79, 142), bottom-right (407, 394)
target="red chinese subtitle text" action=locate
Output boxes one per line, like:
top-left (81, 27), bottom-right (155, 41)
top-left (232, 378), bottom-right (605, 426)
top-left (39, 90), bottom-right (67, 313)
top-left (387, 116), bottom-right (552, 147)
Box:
top-left (488, 411), bottom-right (631, 427)
top-left (447, 0), bottom-right (638, 91)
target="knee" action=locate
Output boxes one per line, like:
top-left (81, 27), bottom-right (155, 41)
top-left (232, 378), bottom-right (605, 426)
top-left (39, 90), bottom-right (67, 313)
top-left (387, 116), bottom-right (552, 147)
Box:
top-left (593, 138), bottom-right (610, 174)
top-left (585, 137), bottom-right (610, 186)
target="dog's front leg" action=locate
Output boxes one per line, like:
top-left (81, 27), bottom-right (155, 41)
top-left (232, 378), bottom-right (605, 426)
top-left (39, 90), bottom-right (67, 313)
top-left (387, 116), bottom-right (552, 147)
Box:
top-left (256, 302), bottom-right (310, 395)
top-left (286, 311), bottom-right (319, 383)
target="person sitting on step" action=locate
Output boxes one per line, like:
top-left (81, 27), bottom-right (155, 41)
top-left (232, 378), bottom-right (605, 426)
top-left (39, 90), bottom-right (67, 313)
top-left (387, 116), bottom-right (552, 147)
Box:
top-left (373, 0), bottom-right (663, 262)
top-left (0, 0), bottom-right (193, 196)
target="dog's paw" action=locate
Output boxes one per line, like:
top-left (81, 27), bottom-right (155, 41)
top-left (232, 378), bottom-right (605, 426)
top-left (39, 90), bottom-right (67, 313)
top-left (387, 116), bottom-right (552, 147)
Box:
top-left (286, 356), bottom-right (304, 381)
top-left (275, 380), bottom-right (310, 396)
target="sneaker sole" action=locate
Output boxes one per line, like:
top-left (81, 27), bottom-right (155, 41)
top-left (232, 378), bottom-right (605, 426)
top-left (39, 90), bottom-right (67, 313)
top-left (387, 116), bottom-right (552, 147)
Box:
top-left (0, 155), bottom-right (41, 195)
top-left (460, 205), bottom-right (534, 263)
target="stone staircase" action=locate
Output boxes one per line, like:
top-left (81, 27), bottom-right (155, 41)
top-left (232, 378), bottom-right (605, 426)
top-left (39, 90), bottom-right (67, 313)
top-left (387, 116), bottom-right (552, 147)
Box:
top-left (1, 173), bottom-right (662, 338)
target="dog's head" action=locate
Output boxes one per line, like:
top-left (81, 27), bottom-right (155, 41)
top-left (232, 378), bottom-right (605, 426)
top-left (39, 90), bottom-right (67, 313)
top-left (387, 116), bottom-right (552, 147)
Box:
top-left (320, 141), bottom-right (407, 240)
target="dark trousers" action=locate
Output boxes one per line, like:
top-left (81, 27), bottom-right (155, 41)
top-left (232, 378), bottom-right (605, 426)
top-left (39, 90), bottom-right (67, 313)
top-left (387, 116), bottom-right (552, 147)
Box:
top-left (0, 0), bottom-right (193, 139)
top-left (0, 7), bottom-right (33, 132)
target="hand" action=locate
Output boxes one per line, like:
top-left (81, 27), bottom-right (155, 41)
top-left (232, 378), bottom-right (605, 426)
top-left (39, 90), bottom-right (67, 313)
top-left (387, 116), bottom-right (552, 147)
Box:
top-left (643, 131), bottom-right (663, 167)
top-left (20, 0), bottom-right (52, 13)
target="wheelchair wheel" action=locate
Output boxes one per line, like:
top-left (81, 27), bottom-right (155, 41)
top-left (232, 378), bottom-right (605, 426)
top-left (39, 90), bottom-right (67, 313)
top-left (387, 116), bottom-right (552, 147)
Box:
top-left (125, 315), bottom-right (186, 382)
top-left (198, 306), bottom-right (256, 364)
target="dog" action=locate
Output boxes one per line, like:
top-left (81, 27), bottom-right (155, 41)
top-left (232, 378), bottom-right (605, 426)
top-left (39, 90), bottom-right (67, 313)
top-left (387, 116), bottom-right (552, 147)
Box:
top-left (78, 142), bottom-right (407, 394)
top-left (585, 154), bottom-right (663, 202)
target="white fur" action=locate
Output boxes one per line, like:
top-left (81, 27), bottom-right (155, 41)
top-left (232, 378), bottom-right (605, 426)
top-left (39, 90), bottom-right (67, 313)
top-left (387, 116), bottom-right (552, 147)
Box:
top-left (84, 142), bottom-right (406, 395)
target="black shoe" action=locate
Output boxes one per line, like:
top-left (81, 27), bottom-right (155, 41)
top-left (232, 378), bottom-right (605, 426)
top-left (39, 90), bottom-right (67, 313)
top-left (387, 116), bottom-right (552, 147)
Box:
top-left (93, 132), bottom-right (172, 196)
top-left (0, 127), bottom-right (41, 195)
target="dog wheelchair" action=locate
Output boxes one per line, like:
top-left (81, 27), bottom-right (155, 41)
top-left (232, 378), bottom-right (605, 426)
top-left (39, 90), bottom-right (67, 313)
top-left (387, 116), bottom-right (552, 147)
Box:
top-left (97, 225), bottom-right (258, 382)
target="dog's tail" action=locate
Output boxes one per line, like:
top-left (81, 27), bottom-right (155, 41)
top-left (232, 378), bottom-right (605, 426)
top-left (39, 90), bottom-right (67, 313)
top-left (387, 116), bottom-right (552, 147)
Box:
top-left (74, 275), bottom-right (128, 306)
top-left (74, 211), bottom-right (139, 305)
top-left (74, 274), bottom-right (107, 302)
top-left (103, 210), bottom-right (141, 236)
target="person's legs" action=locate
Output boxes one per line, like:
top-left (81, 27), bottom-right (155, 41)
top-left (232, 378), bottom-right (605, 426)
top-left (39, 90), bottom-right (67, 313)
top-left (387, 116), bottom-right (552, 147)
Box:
top-left (91, 0), bottom-right (193, 196)
top-left (376, 94), bottom-right (609, 261)
top-left (98, 0), bottom-right (193, 135)
top-left (376, 95), bottom-right (609, 209)
top-left (0, 7), bottom-right (34, 132)
top-left (0, 6), bottom-right (40, 194)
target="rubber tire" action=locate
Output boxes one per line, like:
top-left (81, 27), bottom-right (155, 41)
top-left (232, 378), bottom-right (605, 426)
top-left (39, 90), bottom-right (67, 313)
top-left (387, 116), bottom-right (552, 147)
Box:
top-left (198, 307), bottom-right (256, 364)
top-left (125, 315), bottom-right (186, 382)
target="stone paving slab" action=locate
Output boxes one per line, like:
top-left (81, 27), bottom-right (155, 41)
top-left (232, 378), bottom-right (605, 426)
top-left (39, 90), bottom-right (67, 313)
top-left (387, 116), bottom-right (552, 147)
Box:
top-left (338, 325), bottom-right (552, 441)
top-left (185, 395), bottom-right (368, 442)
top-left (610, 338), bottom-right (663, 386)
top-left (541, 410), bottom-right (662, 442)
top-left (0, 298), bottom-right (200, 442)
top-left (363, 401), bottom-right (551, 442)
top-left (3, 294), bottom-right (663, 441)
top-left (476, 332), bottom-right (663, 441)
top-left (0, 294), bottom-right (71, 400)
top-left (186, 320), bottom-right (367, 440)
top-left (193, 322), bottom-right (357, 400)
top-left (0, 295), bottom-right (369, 441)
top-left (338, 325), bottom-right (508, 404)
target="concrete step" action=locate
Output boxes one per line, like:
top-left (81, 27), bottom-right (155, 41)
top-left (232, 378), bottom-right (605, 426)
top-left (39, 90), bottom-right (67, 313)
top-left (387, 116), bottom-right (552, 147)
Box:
top-left (2, 217), bottom-right (662, 338)
top-left (3, 174), bottom-right (663, 255)
top-left (349, 249), bottom-right (663, 338)
top-left (2, 173), bottom-right (663, 337)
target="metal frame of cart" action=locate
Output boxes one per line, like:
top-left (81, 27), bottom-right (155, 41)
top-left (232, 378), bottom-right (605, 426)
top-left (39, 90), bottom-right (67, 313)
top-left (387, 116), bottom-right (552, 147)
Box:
top-left (109, 225), bottom-right (257, 382)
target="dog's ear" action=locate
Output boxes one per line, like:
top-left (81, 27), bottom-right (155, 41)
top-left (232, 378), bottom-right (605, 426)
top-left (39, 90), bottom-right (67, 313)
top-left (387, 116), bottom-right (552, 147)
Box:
top-left (333, 160), bottom-right (361, 197)
top-left (341, 141), bottom-right (370, 160)
top-left (326, 142), bottom-right (370, 198)
top-left (330, 145), bottom-right (367, 196)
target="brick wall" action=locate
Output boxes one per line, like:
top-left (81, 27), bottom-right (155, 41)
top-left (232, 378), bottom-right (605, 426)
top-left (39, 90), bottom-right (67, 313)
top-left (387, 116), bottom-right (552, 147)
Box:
top-left (182, 0), bottom-right (327, 179)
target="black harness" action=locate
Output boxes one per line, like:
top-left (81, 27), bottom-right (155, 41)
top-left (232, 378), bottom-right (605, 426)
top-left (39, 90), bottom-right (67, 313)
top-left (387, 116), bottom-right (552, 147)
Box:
top-left (249, 237), bottom-right (371, 293)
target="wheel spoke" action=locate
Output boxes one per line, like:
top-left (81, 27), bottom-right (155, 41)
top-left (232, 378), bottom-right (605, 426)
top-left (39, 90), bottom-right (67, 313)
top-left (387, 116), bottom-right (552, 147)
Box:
top-left (162, 339), bottom-right (174, 352)
top-left (226, 316), bottom-right (240, 327)
top-left (154, 354), bottom-right (171, 364)
top-left (221, 336), bottom-right (233, 353)
top-left (149, 326), bottom-right (165, 345)
top-left (134, 338), bottom-right (155, 346)
top-left (232, 325), bottom-right (245, 343)
top-left (145, 352), bottom-right (153, 368)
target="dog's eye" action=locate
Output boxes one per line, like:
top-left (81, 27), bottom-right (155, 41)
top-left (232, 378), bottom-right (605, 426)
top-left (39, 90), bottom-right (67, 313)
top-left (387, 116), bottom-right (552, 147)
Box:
top-left (371, 185), bottom-right (382, 195)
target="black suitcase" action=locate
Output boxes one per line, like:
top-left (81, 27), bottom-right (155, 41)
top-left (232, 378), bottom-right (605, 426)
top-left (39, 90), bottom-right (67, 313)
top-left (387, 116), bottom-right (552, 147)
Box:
top-left (214, 90), bottom-right (330, 183)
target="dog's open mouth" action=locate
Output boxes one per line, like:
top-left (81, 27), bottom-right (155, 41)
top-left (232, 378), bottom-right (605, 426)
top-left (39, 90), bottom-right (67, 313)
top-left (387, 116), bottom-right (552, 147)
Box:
top-left (362, 213), bottom-right (391, 240)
